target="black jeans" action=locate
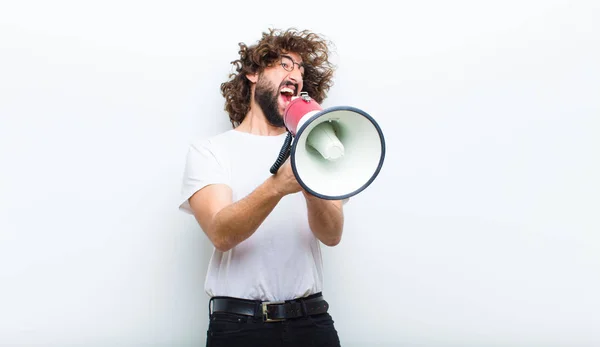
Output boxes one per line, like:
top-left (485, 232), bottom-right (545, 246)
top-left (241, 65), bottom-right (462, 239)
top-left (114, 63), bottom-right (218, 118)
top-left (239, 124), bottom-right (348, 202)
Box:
top-left (206, 304), bottom-right (341, 347)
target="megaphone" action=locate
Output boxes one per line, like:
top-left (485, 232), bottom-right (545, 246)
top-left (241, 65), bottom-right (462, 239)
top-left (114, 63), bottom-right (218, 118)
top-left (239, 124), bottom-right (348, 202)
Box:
top-left (270, 92), bottom-right (386, 200)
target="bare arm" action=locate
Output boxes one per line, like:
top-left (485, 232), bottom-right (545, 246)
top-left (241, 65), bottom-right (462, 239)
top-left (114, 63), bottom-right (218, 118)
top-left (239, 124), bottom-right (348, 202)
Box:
top-left (302, 192), bottom-right (344, 246)
top-left (189, 159), bottom-right (302, 252)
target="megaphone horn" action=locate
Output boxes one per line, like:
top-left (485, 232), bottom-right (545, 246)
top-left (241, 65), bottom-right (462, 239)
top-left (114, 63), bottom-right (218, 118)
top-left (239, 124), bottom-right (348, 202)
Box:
top-left (270, 92), bottom-right (386, 200)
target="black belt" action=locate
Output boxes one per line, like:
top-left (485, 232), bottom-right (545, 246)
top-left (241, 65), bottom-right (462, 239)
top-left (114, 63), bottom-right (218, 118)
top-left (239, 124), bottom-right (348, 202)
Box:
top-left (210, 293), bottom-right (329, 322)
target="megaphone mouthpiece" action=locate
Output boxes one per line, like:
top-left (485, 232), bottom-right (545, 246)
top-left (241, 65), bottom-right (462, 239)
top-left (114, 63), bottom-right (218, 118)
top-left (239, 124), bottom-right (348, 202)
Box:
top-left (306, 121), bottom-right (344, 161)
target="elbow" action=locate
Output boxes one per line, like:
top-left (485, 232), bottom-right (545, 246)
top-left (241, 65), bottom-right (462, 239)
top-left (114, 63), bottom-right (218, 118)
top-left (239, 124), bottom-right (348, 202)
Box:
top-left (322, 235), bottom-right (342, 247)
top-left (207, 219), bottom-right (234, 252)
top-left (312, 221), bottom-right (343, 247)
top-left (214, 244), bottom-right (231, 252)
top-left (208, 227), bottom-right (233, 252)
top-left (212, 236), bottom-right (233, 252)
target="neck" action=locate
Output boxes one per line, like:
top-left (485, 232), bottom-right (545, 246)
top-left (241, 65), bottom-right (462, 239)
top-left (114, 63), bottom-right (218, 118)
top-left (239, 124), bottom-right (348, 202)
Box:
top-left (236, 101), bottom-right (286, 136)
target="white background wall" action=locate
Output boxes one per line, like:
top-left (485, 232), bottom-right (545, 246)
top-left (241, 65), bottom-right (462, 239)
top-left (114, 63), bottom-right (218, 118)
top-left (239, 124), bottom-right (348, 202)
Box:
top-left (1, 0), bottom-right (599, 346)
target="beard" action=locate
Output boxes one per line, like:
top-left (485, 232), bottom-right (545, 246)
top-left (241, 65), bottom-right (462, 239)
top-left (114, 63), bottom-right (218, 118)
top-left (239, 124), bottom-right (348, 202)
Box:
top-left (254, 75), bottom-right (285, 128)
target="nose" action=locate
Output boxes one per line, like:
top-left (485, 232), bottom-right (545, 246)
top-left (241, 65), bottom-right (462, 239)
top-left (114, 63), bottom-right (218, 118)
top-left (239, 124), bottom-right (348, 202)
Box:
top-left (287, 68), bottom-right (303, 88)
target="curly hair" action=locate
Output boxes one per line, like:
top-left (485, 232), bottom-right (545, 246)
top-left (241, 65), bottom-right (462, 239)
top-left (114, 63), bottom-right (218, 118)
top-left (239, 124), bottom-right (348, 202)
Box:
top-left (220, 28), bottom-right (336, 128)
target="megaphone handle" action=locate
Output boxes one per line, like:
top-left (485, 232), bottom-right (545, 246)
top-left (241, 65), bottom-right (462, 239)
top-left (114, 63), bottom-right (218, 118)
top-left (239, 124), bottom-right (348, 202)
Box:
top-left (269, 131), bottom-right (293, 174)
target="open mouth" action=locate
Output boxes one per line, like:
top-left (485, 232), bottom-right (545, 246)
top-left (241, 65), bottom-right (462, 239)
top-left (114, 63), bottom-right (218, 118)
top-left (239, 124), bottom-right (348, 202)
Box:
top-left (280, 87), bottom-right (295, 107)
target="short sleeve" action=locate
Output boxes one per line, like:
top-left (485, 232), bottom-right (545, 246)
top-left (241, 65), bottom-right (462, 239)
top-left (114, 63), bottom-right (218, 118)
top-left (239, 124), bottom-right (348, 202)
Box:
top-left (178, 141), bottom-right (230, 215)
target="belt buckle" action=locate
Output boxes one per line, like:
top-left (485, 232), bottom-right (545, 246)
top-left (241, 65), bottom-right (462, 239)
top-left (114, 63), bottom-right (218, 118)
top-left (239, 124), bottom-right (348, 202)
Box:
top-left (262, 301), bottom-right (285, 322)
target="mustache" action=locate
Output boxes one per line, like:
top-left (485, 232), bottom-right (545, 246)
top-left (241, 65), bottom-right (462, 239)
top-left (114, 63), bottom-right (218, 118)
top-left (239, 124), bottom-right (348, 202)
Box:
top-left (279, 80), bottom-right (299, 93)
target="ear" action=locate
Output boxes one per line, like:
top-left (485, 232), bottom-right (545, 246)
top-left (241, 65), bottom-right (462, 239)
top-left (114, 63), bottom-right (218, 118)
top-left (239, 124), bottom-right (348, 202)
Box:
top-left (246, 72), bottom-right (258, 83)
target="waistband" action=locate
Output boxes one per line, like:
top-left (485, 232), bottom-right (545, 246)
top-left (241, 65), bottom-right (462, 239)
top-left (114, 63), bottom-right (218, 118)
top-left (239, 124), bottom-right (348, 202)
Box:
top-left (209, 292), bottom-right (329, 322)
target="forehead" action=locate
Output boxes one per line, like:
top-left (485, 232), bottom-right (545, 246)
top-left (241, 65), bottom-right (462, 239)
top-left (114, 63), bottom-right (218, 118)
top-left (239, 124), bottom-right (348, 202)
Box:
top-left (281, 51), bottom-right (303, 63)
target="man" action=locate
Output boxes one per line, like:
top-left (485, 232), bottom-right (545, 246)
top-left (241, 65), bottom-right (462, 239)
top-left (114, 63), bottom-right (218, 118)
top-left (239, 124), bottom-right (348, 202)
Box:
top-left (179, 28), bottom-right (343, 347)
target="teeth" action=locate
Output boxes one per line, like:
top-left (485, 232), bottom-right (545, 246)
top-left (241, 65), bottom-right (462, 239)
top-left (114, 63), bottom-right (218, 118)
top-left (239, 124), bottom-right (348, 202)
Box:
top-left (280, 87), bottom-right (294, 95)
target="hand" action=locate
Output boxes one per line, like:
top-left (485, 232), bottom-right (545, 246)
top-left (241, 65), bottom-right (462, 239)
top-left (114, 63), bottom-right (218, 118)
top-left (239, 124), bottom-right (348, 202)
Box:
top-left (271, 158), bottom-right (302, 196)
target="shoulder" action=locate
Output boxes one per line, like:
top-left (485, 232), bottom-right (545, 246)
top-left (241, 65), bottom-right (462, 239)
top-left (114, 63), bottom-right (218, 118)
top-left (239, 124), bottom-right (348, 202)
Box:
top-left (189, 129), bottom-right (239, 151)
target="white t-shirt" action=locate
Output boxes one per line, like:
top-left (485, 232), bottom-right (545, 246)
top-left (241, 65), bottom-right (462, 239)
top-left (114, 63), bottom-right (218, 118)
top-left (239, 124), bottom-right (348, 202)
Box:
top-left (179, 129), bottom-right (324, 301)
